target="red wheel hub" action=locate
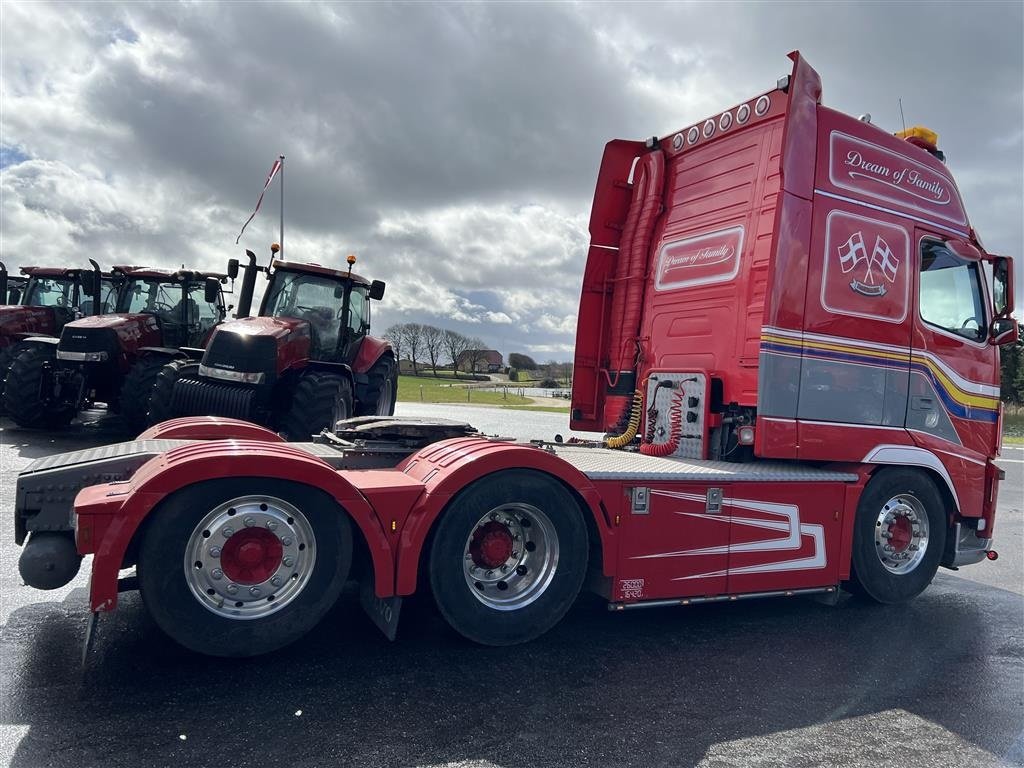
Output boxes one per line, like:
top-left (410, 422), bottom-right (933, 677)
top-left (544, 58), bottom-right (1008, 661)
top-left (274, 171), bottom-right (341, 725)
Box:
top-left (888, 515), bottom-right (912, 553)
top-left (221, 528), bottom-right (283, 584)
top-left (469, 522), bottom-right (514, 569)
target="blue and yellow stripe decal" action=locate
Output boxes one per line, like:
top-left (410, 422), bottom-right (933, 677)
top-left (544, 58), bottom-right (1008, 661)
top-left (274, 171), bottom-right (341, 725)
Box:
top-left (760, 327), bottom-right (1000, 424)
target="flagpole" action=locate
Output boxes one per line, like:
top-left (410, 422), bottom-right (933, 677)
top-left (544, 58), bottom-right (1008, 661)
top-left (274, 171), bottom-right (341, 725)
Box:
top-left (279, 154), bottom-right (285, 259)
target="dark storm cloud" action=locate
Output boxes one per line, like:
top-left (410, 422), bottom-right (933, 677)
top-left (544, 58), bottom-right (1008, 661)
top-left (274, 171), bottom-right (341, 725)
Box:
top-left (1, 1), bottom-right (1021, 357)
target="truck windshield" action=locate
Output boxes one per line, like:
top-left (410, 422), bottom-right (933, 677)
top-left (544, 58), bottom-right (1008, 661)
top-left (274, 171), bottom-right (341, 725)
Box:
top-left (264, 271), bottom-right (348, 360)
top-left (24, 276), bottom-right (76, 308)
top-left (919, 242), bottom-right (986, 342)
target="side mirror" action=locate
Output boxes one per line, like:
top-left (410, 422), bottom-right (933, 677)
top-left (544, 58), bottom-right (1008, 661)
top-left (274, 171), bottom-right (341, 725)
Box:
top-left (227, 259), bottom-right (240, 280)
top-left (369, 280), bottom-right (386, 301)
top-left (334, 284), bottom-right (346, 300)
top-left (204, 277), bottom-right (220, 304)
top-left (947, 239), bottom-right (983, 261)
top-left (992, 256), bottom-right (1014, 317)
top-left (989, 316), bottom-right (1020, 346)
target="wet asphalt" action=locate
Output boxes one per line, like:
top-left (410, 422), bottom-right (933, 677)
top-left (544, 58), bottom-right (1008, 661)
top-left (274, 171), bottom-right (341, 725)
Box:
top-left (0, 408), bottom-right (1021, 768)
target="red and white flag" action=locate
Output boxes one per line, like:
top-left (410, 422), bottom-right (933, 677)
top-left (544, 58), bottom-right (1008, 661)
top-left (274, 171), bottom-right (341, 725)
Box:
top-left (235, 158), bottom-right (283, 244)
top-left (870, 236), bottom-right (899, 283)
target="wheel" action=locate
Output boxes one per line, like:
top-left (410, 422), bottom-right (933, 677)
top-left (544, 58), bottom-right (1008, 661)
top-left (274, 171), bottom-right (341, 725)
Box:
top-left (428, 469), bottom-right (588, 646)
top-left (120, 355), bottom-right (172, 433)
top-left (279, 371), bottom-right (353, 440)
top-left (847, 468), bottom-right (947, 603)
top-left (1, 345), bottom-right (75, 429)
top-left (147, 359), bottom-right (200, 426)
top-left (356, 356), bottom-right (397, 416)
top-left (137, 478), bottom-right (353, 657)
top-left (0, 341), bottom-right (27, 413)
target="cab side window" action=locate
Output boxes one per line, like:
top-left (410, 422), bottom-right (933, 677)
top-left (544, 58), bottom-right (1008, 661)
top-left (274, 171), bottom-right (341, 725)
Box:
top-left (187, 283), bottom-right (221, 334)
top-left (919, 241), bottom-right (986, 342)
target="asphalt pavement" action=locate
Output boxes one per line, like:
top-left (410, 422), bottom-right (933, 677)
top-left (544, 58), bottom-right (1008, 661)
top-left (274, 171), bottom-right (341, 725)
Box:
top-left (0, 408), bottom-right (1021, 768)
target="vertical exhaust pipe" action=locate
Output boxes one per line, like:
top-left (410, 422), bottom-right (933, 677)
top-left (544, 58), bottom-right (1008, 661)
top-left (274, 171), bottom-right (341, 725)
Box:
top-left (0, 261), bottom-right (7, 304)
top-left (88, 259), bottom-right (103, 315)
top-left (235, 250), bottom-right (259, 318)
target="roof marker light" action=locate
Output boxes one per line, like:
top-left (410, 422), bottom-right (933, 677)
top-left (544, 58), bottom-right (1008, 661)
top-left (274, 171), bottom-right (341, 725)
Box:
top-left (703, 119), bottom-right (715, 138)
top-left (776, 75), bottom-right (790, 92)
top-left (672, 133), bottom-right (684, 150)
top-left (719, 111), bottom-right (733, 131)
top-left (755, 95), bottom-right (770, 116)
top-left (736, 104), bottom-right (751, 124)
top-left (687, 126), bottom-right (700, 145)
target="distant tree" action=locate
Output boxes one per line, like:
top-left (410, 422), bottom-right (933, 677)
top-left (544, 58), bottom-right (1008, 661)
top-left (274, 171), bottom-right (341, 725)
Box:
top-left (404, 323), bottom-right (423, 375)
top-left (1001, 327), bottom-right (1024, 404)
top-left (508, 353), bottom-right (538, 370)
top-left (465, 340), bottom-right (488, 374)
top-left (383, 324), bottom-right (403, 365)
top-left (422, 324), bottom-right (444, 377)
top-left (443, 329), bottom-right (471, 379)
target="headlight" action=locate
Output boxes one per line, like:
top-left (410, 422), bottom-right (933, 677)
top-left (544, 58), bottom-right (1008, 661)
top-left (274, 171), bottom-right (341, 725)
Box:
top-left (199, 364), bottom-right (265, 384)
top-left (56, 350), bottom-right (109, 362)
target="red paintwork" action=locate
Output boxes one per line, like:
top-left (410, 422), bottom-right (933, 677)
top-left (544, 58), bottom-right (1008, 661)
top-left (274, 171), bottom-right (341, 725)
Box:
top-left (221, 528), bottom-right (283, 584)
top-left (137, 416), bottom-right (285, 441)
top-left (352, 335), bottom-right (392, 375)
top-left (72, 52), bottom-right (1005, 627)
top-left (0, 306), bottom-right (59, 346)
top-left (76, 439), bottom-right (395, 611)
top-left (271, 260), bottom-right (372, 286)
top-left (204, 316), bottom-right (312, 375)
top-left (62, 313), bottom-right (164, 372)
top-left (113, 265), bottom-right (227, 280)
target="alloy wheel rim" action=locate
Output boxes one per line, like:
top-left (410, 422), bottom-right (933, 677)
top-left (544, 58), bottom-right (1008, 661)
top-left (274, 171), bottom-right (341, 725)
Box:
top-left (873, 494), bottom-right (929, 574)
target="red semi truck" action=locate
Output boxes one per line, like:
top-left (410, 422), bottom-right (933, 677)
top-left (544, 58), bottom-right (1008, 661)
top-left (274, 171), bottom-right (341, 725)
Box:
top-left (12, 52), bottom-right (1016, 657)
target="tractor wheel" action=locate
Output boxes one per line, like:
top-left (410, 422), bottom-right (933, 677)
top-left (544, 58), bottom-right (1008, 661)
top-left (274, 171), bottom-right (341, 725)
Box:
top-left (137, 478), bottom-right (353, 657)
top-left (1, 345), bottom-right (75, 429)
top-left (0, 341), bottom-right (27, 413)
top-left (846, 468), bottom-right (947, 603)
top-left (147, 359), bottom-right (200, 426)
top-left (356, 356), bottom-right (398, 417)
top-left (120, 355), bottom-right (173, 434)
top-left (428, 469), bottom-right (588, 646)
top-left (280, 372), bottom-right (353, 440)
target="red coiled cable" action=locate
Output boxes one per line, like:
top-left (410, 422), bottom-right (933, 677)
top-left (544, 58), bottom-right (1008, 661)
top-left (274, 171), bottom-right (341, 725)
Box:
top-left (640, 389), bottom-right (684, 456)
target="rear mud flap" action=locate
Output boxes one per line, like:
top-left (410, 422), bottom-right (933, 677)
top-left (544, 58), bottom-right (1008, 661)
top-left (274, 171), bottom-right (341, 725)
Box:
top-left (359, 579), bottom-right (402, 641)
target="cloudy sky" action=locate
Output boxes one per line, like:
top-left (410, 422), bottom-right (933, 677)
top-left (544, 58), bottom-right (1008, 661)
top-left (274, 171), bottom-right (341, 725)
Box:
top-left (2, 2), bottom-right (1021, 360)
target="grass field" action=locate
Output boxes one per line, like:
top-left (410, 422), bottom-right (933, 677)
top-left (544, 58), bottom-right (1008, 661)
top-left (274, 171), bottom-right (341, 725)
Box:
top-left (397, 375), bottom-right (532, 406)
top-left (1004, 407), bottom-right (1024, 444)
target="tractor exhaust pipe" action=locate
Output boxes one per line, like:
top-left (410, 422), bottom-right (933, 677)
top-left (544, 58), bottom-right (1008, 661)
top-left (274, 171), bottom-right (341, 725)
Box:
top-left (234, 250), bottom-right (259, 318)
top-left (88, 258), bottom-right (103, 315)
top-left (0, 261), bottom-right (7, 303)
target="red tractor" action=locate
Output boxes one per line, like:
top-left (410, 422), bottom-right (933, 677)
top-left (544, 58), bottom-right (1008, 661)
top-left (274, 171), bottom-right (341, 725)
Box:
top-left (147, 247), bottom-right (395, 440)
top-left (2, 265), bottom-right (227, 431)
top-left (0, 261), bottom-right (117, 388)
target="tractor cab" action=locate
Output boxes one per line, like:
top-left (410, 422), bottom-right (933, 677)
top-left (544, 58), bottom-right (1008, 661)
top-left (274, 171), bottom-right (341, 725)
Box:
top-left (113, 267), bottom-right (226, 349)
top-left (259, 258), bottom-right (384, 363)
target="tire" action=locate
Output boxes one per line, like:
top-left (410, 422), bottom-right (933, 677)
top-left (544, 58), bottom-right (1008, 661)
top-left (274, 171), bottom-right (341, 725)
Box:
top-left (147, 359), bottom-right (200, 426)
top-left (428, 469), bottom-right (588, 646)
top-left (355, 356), bottom-right (398, 417)
top-left (137, 478), bottom-right (353, 657)
top-left (1, 345), bottom-right (75, 429)
top-left (279, 371), bottom-right (353, 440)
top-left (847, 468), bottom-right (947, 604)
top-left (120, 355), bottom-right (173, 434)
top-left (0, 341), bottom-right (27, 414)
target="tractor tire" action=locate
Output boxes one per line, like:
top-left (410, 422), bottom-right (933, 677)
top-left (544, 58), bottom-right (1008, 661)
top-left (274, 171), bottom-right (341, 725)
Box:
top-left (846, 468), bottom-right (947, 604)
top-left (2, 345), bottom-right (75, 429)
top-left (120, 355), bottom-right (173, 434)
top-left (356, 356), bottom-right (398, 417)
top-left (147, 359), bottom-right (200, 427)
top-left (428, 469), bottom-right (588, 646)
top-left (0, 341), bottom-right (27, 414)
top-left (137, 478), bottom-right (353, 657)
top-left (280, 371), bottom-right (353, 441)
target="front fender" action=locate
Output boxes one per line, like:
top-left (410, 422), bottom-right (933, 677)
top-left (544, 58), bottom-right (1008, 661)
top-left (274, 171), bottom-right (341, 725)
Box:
top-left (20, 336), bottom-right (59, 346)
top-left (393, 438), bottom-right (615, 595)
top-left (75, 439), bottom-right (394, 612)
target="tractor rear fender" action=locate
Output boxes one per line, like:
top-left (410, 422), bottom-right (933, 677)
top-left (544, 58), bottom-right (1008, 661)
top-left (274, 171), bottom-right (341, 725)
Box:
top-left (352, 336), bottom-right (392, 375)
top-left (393, 438), bottom-right (615, 595)
top-left (75, 439), bottom-right (394, 613)
top-left (137, 416), bottom-right (286, 442)
top-left (19, 336), bottom-right (59, 347)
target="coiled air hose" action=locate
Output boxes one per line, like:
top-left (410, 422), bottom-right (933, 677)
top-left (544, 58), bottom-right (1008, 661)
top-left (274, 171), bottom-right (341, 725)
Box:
top-left (640, 389), bottom-right (684, 456)
top-left (604, 389), bottom-right (643, 449)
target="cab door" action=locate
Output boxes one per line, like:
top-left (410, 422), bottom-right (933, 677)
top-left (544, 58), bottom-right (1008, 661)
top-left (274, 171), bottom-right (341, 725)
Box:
top-left (909, 234), bottom-right (1001, 463)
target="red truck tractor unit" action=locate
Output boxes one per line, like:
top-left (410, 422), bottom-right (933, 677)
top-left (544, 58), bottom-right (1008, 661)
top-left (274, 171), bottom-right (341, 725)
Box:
top-left (3, 265), bottom-right (226, 431)
top-left (146, 247), bottom-right (395, 440)
top-left (11, 52), bottom-right (1016, 658)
